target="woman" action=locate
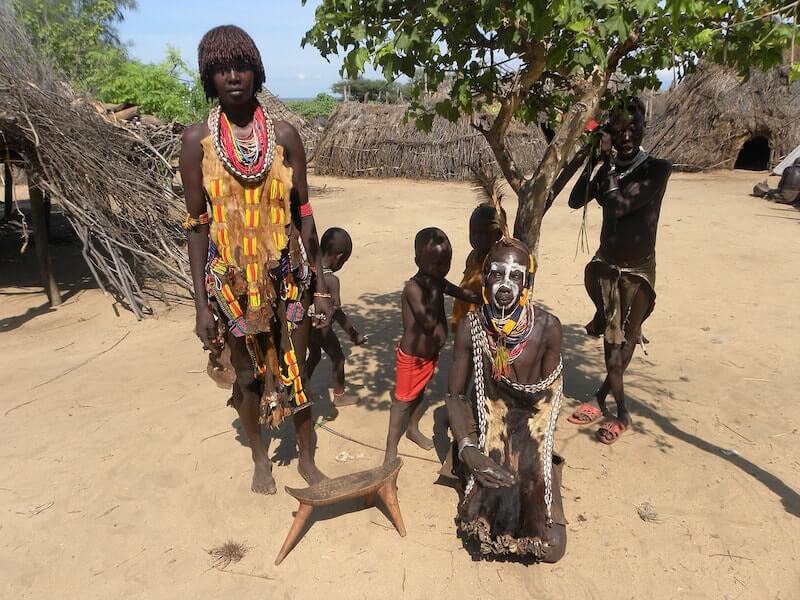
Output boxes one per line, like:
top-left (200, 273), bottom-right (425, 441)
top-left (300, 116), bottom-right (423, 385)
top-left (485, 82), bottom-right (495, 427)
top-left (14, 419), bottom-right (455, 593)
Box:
top-left (179, 25), bottom-right (333, 494)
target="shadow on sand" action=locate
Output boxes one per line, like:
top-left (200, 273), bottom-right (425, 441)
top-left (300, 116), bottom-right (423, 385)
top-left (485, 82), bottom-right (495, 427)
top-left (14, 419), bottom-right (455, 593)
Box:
top-left (216, 291), bottom-right (800, 517)
top-left (0, 204), bottom-right (98, 331)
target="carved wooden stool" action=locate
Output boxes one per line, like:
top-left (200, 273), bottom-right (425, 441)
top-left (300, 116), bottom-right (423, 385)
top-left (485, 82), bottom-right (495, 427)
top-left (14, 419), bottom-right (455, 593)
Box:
top-left (274, 458), bottom-right (406, 565)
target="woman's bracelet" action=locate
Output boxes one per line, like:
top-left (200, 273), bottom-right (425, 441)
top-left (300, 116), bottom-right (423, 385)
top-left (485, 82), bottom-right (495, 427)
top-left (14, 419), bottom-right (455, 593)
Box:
top-left (313, 292), bottom-right (332, 299)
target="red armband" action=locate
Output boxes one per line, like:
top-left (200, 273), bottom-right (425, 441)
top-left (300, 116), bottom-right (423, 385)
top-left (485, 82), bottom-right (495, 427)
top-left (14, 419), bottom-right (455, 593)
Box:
top-left (182, 212), bottom-right (209, 230)
top-left (299, 202), bottom-right (313, 218)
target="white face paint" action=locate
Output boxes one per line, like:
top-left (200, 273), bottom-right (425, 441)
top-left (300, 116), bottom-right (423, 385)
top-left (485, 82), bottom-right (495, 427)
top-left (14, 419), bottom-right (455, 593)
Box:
top-left (488, 257), bottom-right (527, 313)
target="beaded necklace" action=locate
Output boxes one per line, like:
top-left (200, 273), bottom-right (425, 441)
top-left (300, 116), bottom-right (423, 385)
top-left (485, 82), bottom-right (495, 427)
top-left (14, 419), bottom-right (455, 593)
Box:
top-left (479, 303), bottom-right (535, 379)
top-left (208, 101), bottom-right (275, 183)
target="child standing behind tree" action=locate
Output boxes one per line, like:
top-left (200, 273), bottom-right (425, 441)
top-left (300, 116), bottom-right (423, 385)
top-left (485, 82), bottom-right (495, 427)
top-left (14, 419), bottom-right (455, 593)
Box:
top-left (384, 227), bottom-right (479, 463)
top-left (451, 201), bottom-right (507, 332)
top-left (307, 227), bottom-right (367, 408)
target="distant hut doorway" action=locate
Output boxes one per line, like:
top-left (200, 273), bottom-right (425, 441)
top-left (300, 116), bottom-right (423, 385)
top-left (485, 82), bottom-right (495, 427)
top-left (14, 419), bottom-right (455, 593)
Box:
top-left (734, 136), bottom-right (771, 171)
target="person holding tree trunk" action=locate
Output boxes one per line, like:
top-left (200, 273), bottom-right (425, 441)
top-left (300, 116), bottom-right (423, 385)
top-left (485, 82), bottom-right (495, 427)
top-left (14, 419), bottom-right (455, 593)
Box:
top-left (565, 97), bottom-right (671, 445)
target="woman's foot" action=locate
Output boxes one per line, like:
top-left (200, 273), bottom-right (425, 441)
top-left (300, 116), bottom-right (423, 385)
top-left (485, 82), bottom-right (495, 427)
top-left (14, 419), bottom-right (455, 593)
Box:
top-left (251, 459), bottom-right (277, 495)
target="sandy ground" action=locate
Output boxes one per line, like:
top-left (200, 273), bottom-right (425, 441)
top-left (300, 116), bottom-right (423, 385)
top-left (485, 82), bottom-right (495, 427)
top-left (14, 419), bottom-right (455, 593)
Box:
top-left (1, 170), bottom-right (799, 599)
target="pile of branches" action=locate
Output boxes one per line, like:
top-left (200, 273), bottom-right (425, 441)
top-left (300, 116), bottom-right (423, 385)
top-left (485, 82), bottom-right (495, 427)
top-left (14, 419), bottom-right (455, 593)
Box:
top-left (0, 5), bottom-right (191, 317)
top-left (314, 101), bottom-right (547, 181)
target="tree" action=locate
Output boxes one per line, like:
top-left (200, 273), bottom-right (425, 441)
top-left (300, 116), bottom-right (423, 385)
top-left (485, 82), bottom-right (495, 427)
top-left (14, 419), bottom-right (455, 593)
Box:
top-left (86, 46), bottom-right (211, 123)
top-left (13, 0), bottom-right (209, 125)
top-left (303, 0), bottom-right (796, 254)
top-left (286, 93), bottom-right (341, 119)
top-left (331, 77), bottom-right (408, 102)
top-left (12, 0), bottom-right (137, 82)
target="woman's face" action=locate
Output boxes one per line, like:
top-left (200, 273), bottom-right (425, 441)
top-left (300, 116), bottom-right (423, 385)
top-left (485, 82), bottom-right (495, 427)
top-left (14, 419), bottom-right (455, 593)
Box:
top-left (212, 62), bottom-right (255, 105)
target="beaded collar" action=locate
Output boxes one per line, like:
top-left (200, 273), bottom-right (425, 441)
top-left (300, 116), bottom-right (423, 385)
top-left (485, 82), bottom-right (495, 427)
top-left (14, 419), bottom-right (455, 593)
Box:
top-left (208, 100), bottom-right (275, 184)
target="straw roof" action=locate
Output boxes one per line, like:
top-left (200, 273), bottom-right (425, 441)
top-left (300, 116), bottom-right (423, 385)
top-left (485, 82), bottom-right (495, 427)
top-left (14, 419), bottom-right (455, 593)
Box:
top-left (313, 102), bottom-right (547, 180)
top-left (643, 62), bottom-right (800, 171)
top-left (258, 89), bottom-right (319, 156)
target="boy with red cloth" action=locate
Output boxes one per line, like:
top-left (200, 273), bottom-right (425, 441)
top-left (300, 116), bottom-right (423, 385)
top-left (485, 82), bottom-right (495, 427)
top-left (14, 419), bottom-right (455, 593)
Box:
top-left (384, 228), bottom-right (479, 462)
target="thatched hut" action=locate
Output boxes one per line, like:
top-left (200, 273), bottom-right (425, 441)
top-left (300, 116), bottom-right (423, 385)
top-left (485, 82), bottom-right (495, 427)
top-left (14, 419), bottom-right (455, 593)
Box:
top-left (258, 89), bottom-right (319, 156)
top-left (313, 102), bottom-right (547, 180)
top-left (644, 62), bottom-right (800, 171)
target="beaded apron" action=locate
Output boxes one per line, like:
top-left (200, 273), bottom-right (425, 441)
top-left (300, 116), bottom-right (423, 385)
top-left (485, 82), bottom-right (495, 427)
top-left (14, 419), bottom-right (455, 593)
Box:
top-left (201, 126), bottom-right (311, 415)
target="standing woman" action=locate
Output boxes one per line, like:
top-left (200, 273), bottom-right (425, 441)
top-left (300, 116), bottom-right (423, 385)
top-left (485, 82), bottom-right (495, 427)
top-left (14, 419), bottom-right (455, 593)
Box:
top-left (180, 26), bottom-right (333, 494)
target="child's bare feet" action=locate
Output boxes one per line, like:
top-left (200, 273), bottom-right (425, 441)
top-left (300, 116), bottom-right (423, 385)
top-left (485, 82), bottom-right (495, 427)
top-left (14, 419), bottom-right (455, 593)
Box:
top-left (406, 427), bottom-right (434, 451)
top-left (251, 460), bottom-right (277, 495)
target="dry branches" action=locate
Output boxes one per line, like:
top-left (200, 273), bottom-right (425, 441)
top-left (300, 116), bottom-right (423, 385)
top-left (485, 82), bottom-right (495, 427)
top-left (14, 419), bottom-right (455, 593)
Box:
top-left (0, 6), bottom-right (191, 316)
top-left (207, 541), bottom-right (249, 570)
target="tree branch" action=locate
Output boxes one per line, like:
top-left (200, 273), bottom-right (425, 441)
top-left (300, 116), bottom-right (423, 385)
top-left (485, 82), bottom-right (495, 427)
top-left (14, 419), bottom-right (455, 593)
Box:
top-left (608, 26), bottom-right (642, 70)
top-left (481, 41), bottom-right (547, 193)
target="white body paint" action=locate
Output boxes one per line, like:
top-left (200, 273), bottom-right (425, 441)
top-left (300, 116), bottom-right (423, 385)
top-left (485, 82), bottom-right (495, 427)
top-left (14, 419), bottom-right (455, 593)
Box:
top-left (488, 258), bottom-right (527, 314)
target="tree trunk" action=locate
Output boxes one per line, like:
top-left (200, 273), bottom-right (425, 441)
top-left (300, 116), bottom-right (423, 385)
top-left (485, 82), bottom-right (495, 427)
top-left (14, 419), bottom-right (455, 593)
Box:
top-left (514, 70), bottom-right (609, 257)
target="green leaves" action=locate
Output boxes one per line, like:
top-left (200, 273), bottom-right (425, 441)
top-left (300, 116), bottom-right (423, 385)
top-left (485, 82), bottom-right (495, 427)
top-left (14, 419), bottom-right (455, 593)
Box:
top-left (304, 0), bottom-right (795, 133)
top-left (90, 54), bottom-right (210, 123)
top-left (12, 0), bottom-right (135, 81)
top-left (344, 47), bottom-right (370, 78)
top-left (286, 94), bottom-right (341, 119)
top-left (791, 64), bottom-right (800, 84)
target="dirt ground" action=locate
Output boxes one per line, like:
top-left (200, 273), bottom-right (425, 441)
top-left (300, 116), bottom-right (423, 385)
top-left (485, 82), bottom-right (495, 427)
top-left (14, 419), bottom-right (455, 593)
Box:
top-left (2, 170), bottom-right (799, 599)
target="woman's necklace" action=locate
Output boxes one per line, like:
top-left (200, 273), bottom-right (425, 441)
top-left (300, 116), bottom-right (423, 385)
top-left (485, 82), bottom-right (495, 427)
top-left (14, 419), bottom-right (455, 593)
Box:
top-left (208, 100), bottom-right (275, 183)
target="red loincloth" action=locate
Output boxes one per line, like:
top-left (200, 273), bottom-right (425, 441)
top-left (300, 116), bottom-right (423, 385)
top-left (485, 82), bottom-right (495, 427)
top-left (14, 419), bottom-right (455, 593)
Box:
top-left (394, 347), bottom-right (437, 401)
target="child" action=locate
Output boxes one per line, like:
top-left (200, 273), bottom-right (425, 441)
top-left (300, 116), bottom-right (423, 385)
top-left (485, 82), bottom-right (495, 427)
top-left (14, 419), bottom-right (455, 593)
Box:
top-left (384, 227), bottom-right (479, 463)
top-left (307, 227), bottom-right (367, 407)
top-left (451, 202), bottom-right (507, 332)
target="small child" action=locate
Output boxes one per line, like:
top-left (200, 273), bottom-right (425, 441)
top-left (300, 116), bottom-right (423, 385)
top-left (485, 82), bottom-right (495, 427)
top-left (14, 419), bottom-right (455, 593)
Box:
top-left (384, 227), bottom-right (479, 463)
top-left (451, 202), bottom-right (507, 332)
top-left (307, 227), bottom-right (367, 407)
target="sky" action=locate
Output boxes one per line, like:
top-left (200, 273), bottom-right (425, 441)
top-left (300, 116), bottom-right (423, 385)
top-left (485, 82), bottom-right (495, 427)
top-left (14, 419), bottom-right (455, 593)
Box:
top-left (117, 1), bottom-right (672, 99)
top-left (117, 0), bottom-right (348, 98)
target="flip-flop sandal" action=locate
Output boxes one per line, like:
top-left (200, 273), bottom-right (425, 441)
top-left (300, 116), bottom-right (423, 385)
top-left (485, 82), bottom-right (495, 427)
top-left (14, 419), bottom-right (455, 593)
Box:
top-left (596, 419), bottom-right (628, 445)
top-left (567, 403), bottom-right (604, 425)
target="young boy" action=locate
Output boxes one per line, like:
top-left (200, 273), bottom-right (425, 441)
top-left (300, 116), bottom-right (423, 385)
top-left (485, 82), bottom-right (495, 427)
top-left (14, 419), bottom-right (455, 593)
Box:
top-left (451, 202), bottom-right (507, 332)
top-left (384, 227), bottom-right (479, 462)
top-left (307, 227), bottom-right (367, 407)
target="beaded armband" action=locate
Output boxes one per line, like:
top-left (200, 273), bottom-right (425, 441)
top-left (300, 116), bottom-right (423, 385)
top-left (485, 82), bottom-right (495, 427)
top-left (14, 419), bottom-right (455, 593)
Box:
top-left (182, 212), bottom-right (210, 231)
